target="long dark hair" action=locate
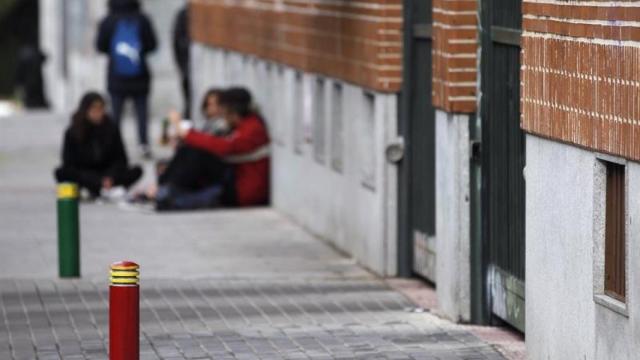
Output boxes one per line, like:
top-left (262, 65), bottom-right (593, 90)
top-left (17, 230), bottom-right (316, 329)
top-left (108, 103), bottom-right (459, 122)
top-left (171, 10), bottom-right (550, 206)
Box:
top-left (219, 87), bottom-right (253, 118)
top-left (200, 88), bottom-right (224, 117)
top-left (109, 0), bottom-right (141, 13)
top-left (70, 92), bottom-right (107, 142)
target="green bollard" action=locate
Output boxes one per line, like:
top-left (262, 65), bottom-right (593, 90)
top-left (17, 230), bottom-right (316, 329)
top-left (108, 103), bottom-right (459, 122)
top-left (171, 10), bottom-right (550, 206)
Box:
top-left (57, 183), bottom-right (80, 277)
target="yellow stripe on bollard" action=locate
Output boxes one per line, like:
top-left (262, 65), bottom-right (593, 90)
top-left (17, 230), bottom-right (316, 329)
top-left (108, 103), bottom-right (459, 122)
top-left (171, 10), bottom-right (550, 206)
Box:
top-left (110, 261), bottom-right (140, 285)
top-left (57, 183), bottom-right (79, 199)
top-left (110, 270), bottom-right (139, 277)
top-left (110, 277), bottom-right (139, 285)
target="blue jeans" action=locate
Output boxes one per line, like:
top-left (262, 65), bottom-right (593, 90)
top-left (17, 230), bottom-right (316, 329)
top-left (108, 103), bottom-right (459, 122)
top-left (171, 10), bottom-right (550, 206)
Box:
top-left (156, 184), bottom-right (224, 211)
top-left (110, 92), bottom-right (149, 145)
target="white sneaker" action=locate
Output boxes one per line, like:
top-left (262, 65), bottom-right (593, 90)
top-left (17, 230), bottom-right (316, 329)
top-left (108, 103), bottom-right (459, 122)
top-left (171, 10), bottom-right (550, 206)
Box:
top-left (79, 188), bottom-right (93, 201)
top-left (100, 187), bottom-right (127, 202)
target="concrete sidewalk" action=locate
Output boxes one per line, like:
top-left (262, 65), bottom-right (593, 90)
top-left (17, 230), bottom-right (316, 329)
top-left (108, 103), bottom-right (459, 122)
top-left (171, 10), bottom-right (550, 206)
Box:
top-left (0, 113), bottom-right (514, 359)
top-left (0, 113), bottom-right (366, 280)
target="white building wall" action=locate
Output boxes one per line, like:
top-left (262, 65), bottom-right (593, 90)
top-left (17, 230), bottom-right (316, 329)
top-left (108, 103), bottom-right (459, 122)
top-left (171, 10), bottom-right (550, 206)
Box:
top-left (526, 134), bottom-right (640, 360)
top-left (40, 0), bottom-right (184, 116)
top-left (434, 110), bottom-right (471, 322)
top-left (191, 44), bottom-right (399, 275)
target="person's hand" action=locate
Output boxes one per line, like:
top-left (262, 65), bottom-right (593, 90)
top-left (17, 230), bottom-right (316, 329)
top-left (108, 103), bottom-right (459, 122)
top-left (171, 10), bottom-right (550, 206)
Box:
top-left (168, 109), bottom-right (181, 126)
top-left (168, 110), bottom-right (188, 138)
top-left (169, 135), bottom-right (180, 149)
top-left (145, 183), bottom-right (158, 199)
top-left (102, 177), bottom-right (113, 190)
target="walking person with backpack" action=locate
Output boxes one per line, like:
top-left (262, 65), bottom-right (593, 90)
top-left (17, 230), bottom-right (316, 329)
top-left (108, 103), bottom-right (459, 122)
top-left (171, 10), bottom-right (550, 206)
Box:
top-left (96, 0), bottom-right (158, 158)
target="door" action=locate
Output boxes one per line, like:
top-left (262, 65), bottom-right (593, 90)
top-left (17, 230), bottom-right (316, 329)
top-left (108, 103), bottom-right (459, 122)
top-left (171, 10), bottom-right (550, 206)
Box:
top-left (479, 0), bottom-right (525, 331)
top-left (398, 0), bottom-right (436, 279)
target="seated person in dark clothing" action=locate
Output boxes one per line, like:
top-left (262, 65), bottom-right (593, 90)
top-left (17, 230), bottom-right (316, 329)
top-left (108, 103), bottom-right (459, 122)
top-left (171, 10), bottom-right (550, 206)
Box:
top-left (154, 88), bottom-right (225, 180)
top-left (155, 87), bottom-right (270, 210)
top-left (54, 92), bottom-right (143, 198)
top-left (136, 88), bottom-right (227, 209)
top-left (152, 88), bottom-right (229, 210)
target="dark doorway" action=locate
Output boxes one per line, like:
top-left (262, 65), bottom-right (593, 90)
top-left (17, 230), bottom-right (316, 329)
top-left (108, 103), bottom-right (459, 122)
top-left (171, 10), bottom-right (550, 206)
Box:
top-left (0, 0), bottom-right (40, 98)
top-left (398, 0), bottom-right (436, 280)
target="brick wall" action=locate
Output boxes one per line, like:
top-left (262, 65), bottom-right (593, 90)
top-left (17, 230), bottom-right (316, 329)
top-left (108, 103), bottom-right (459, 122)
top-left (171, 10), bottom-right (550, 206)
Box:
top-left (432, 0), bottom-right (478, 113)
top-left (190, 0), bottom-right (402, 93)
top-left (522, 1), bottom-right (640, 161)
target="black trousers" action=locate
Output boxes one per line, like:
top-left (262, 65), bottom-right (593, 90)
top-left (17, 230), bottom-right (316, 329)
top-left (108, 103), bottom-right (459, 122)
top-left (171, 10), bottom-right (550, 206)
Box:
top-left (55, 165), bottom-right (143, 196)
top-left (159, 146), bottom-right (226, 190)
top-left (158, 146), bottom-right (236, 206)
top-left (110, 92), bottom-right (149, 146)
top-left (181, 74), bottom-right (191, 119)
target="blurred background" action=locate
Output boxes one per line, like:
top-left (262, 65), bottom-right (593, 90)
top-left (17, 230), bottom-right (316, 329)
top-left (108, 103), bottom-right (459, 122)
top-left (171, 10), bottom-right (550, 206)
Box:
top-left (0, 0), bottom-right (185, 117)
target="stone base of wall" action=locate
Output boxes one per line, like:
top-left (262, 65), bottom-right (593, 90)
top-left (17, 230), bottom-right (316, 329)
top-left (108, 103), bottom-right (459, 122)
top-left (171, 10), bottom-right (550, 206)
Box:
top-left (191, 43), bottom-right (399, 276)
top-left (526, 134), bottom-right (640, 360)
top-left (434, 110), bottom-right (471, 322)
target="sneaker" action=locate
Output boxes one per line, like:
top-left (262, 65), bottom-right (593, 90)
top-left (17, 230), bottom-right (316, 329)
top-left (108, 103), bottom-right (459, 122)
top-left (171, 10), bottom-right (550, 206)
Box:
top-left (100, 187), bottom-right (127, 202)
top-left (79, 188), bottom-right (99, 202)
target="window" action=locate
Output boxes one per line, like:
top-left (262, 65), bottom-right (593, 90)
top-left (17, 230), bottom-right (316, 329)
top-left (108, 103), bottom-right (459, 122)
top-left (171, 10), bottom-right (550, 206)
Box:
top-left (313, 78), bottom-right (326, 164)
top-left (275, 66), bottom-right (286, 146)
top-left (263, 63), bottom-right (274, 137)
top-left (293, 72), bottom-right (304, 154)
top-left (604, 161), bottom-right (626, 302)
top-left (330, 83), bottom-right (344, 172)
top-left (360, 92), bottom-right (376, 190)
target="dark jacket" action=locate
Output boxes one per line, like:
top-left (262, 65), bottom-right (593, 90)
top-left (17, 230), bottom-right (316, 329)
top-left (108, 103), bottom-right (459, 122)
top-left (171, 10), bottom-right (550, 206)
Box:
top-left (61, 120), bottom-right (129, 173)
top-left (96, 0), bottom-right (158, 95)
top-left (172, 6), bottom-right (190, 76)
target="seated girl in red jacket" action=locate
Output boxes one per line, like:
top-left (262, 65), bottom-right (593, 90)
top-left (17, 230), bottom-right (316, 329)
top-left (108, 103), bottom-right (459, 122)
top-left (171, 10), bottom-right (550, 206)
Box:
top-left (157, 87), bottom-right (270, 209)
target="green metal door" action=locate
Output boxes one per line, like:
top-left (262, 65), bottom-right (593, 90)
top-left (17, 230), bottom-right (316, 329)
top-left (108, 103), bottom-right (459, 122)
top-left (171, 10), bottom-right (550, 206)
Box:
top-left (398, 0), bottom-right (436, 279)
top-left (479, 0), bottom-right (525, 332)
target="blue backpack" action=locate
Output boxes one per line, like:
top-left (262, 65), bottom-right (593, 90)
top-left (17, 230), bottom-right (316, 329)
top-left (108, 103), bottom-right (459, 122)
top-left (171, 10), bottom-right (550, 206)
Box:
top-left (110, 19), bottom-right (143, 77)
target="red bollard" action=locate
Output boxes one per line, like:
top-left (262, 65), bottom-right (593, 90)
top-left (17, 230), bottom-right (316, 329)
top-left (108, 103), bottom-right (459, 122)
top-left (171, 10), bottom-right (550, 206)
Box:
top-left (109, 261), bottom-right (139, 360)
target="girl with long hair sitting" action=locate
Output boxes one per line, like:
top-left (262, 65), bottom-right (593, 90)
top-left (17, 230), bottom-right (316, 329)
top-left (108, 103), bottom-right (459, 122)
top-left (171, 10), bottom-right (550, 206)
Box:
top-left (157, 87), bottom-right (270, 210)
top-left (54, 92), bottom-right (143, 198)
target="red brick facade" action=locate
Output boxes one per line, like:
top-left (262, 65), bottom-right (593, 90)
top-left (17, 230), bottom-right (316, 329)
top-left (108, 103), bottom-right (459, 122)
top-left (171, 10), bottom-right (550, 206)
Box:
top-left (521, 1), bottom-right (640, 160)
top-left (432, 0), bottom-right (478, 113)
top-left (190, 0), bottom-right (403, 93)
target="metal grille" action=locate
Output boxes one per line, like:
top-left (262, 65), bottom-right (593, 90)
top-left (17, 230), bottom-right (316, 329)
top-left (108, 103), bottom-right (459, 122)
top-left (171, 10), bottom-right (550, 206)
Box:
top-left (293, 72), bottom-right (304, 154)
top-left (330, 83), bottom-right (344, 172)
top-left (479, 0), bottom-right (526, 331)
top-left (407, 0), bottom-right (435, 239)
top-left (399, 0), bottom-right (436, 278)
top-left (605, 162), bottom-right (626, 302)
top-left (482, 0), bottom-right (525, 281)
top-left (313, 78), bottom-right (326, 164)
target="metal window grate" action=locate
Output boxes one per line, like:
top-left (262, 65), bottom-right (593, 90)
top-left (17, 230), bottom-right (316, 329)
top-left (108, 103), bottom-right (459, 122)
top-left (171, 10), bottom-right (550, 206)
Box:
top-left (604, 161), bottom-right (626, 302)
top-left (293, 72), bottom-right (304, 154)
top-left (313, 78), bottom-right (326, 164)
top-left (330, 82), bottom-right (343, 173)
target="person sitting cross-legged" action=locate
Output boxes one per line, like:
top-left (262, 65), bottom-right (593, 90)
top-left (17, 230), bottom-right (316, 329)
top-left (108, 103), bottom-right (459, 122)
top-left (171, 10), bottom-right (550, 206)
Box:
top-left (54, 92), bottom-right (143, 199)
top-left (155, 87), bottom-right (270, 210)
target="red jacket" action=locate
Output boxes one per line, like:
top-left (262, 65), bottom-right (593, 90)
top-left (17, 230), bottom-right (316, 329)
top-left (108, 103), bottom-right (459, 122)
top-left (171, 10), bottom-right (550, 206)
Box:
top-left (183, 115), bottom-right (270, 206)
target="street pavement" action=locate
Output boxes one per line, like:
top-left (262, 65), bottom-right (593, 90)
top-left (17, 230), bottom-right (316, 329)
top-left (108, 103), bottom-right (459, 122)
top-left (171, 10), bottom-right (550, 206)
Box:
top-left (0, 112), bottom-right (510, 359)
